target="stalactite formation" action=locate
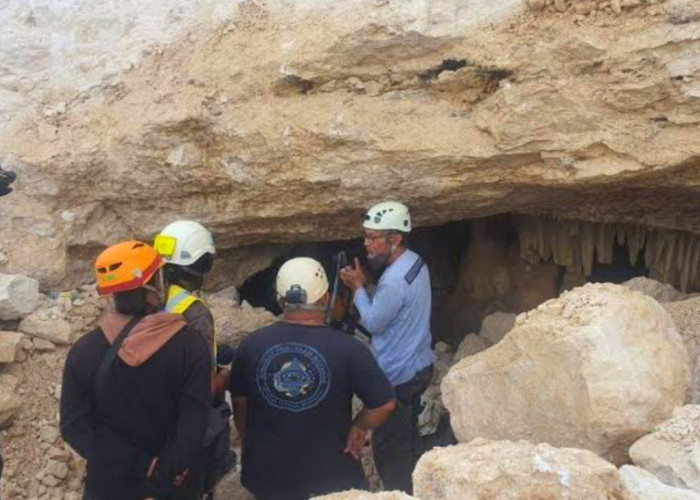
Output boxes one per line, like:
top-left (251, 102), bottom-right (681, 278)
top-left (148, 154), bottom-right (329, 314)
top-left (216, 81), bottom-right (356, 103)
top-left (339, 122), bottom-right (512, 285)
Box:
top-left (514, 214), bottom-right (700, 292)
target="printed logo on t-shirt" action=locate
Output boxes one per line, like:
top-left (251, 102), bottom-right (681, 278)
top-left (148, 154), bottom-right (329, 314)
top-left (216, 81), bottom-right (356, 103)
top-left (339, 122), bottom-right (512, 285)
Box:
top-left (256, 343), bottom-right (331, 412)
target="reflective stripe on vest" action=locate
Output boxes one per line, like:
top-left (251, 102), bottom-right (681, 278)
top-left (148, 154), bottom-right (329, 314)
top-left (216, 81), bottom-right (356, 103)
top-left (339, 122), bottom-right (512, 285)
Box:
top-left (165, 284), bottom-right (200, 315)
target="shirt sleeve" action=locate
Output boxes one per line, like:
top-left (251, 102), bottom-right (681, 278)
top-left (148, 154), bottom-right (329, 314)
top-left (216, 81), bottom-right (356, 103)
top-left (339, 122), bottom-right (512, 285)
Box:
top-left (152, 333), bottom-right (211, 484)
top-left (348, 340), bottom-right (395, 408)
top-left (184, 302), bottom-right (216, 367)
top-left (229, 340), bottom-right (247, 397)
top-left (353, 281), bottom-right (403, 335)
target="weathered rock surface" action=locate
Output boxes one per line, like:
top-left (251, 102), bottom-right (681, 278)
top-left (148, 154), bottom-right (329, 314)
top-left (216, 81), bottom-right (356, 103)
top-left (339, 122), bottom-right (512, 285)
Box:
top-left (19, 312), bottom-right (72, 345)
top-left (1, 0), bottom-right (700, 289)
top-left (629, 405), bottom-right (700, 492)
top-left (413, 439), bottom-right (626, 499)
top-left (619, 465), bottom-right (700, 500)
top-left (663, 298), bottom-right (700, 403)
top-left (478, 311), bottom-right (516, 345)
top-left (207, 296), bottom-right (278, 346)
top-left (0, 274), bottom-right (39, 320)
top-left (454, 333), bottom-right (491, 361)
top-left (0, 384), bottom-right (21, 427)
top-left (0, 331), bottom-right (25, 363)
top-left (442, 283), bottom-right (689, 465)
top-left (622, 277), bottom-right (692, 303)
top-left (313, 492), bottom-right (417, 500)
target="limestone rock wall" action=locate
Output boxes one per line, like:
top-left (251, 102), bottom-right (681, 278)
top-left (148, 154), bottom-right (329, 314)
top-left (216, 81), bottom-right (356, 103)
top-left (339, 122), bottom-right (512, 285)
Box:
top-left (1, 0), bottom-right (699, 288)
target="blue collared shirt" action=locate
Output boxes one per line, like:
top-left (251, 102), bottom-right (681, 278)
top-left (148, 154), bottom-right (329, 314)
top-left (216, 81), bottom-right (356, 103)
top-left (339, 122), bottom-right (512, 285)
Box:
top-left (354, 249), bottom-right (434, 386)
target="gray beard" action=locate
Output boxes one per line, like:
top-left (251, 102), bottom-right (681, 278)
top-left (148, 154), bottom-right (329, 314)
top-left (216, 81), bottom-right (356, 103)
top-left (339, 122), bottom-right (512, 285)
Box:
top-left (367, 254), bottom-right (389, 273)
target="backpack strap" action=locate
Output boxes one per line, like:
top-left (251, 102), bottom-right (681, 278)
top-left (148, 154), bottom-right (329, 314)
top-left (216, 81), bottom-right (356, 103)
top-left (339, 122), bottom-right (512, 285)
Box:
top-left (404, 255), bottom-right (425, 285)
top-left (95, 316), bottom-right (142, 396)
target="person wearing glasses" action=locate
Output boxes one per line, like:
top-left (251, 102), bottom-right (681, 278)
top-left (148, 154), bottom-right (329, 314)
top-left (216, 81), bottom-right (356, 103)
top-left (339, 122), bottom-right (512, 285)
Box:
top-left (339, 201), bottom-right (434, 494)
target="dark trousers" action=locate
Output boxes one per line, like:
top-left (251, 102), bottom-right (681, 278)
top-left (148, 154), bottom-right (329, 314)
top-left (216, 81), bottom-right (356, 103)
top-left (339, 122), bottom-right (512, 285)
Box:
top-left (372, 364), bottom-right (433, 494)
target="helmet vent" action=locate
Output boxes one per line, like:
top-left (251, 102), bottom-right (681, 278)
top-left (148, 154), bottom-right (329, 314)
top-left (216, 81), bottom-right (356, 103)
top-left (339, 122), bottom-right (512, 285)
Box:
top-left (108, 263), bottom-right (122, 271)
top-left (132, 243), bottom-right (144, 249)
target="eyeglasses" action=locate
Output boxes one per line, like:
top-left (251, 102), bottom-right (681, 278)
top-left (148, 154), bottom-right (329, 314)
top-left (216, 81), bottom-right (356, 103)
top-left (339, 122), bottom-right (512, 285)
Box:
top-left (362, 233), bottom-right (386, 243)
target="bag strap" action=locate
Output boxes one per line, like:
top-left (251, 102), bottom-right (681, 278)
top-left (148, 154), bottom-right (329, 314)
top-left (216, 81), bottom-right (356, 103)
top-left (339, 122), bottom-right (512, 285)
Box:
top-left (95, 316), bottom-right (142, 396)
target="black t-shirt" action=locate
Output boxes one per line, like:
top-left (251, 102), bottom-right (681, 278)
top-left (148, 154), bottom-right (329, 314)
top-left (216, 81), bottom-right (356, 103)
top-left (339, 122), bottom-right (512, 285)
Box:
top-left (230, 322), bottom-right (394, 500)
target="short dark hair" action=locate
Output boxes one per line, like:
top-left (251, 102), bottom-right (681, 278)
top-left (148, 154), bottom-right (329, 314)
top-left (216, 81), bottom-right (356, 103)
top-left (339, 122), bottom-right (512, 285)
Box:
top-left (113, 287), bottom-right (149, 316)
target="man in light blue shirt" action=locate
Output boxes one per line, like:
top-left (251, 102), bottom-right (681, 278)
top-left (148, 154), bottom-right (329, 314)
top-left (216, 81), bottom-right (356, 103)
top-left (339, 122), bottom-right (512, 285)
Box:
top-left (340, 200), bottom-right (434, 494)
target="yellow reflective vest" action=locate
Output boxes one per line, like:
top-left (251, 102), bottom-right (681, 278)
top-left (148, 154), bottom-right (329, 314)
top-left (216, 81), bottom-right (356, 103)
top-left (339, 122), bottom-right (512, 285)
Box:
top-left (165, 284), bottom-right (217, 361)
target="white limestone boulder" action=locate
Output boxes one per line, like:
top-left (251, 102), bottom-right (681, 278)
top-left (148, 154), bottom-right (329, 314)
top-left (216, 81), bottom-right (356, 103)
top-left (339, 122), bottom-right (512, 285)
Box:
top-left (442, 283), bottom-right (690, 465)
top-left (629, 405), bottom-right (700, 492)
top-left (0, 274), bottom-right (39, 320)
top-left (619, 465), bottom-right (700, 500)
top-left (454, 333), bottom-right (491, 362)
top-left (478, 311), bottom-right (516, 345)
top-left (621, 277), bottom-right (692, 303)
top-left (413, 439), bottom-right (626, 500)
top-left (663, 298), bottom-right (700, 403)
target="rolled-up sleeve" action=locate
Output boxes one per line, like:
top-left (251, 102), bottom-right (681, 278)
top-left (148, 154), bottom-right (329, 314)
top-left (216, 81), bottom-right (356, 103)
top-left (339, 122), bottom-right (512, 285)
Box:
top-left (354, 283), bottom-right (402, 335)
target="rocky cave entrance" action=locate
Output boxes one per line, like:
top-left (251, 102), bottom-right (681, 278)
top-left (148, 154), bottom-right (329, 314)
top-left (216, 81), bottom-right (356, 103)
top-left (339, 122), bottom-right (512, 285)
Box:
top-left (238, 213), bottom-right (700, 348)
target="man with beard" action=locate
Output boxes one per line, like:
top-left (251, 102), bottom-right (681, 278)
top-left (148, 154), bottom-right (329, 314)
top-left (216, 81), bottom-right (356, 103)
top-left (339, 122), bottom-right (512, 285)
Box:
top-left (339, 200), bottom-right (434, 494)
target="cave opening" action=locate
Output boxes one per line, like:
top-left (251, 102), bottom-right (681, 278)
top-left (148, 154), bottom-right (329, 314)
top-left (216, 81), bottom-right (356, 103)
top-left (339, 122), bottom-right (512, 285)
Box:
top-left (239, 213), bottom-right (695, 349)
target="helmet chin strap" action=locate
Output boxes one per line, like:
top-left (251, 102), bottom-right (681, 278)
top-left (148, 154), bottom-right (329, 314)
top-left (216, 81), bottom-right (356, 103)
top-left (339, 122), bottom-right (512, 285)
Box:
top-left (142, 269), bottom-right (166, 309)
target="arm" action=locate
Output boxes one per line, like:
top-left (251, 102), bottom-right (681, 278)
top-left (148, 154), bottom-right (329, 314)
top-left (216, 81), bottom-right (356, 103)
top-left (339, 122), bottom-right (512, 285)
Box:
top-left (149, 335), bottom-right (211, 487)
top-left (345, 340), bottom-right (397, 459)
top-left (229, 342), bottom-right (248, 440)
top-left (352, 400), bottom-right (397, 430)
top-left (353, 282), bottom-right (403, 335)
top-left (231, 397), bottom-right (248, 440)
top-left (186, 303), bottom-right (227, 396)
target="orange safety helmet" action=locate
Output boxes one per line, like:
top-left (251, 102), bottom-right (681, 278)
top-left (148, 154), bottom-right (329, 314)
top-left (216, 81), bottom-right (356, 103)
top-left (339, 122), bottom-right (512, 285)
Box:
top-left (94, 241), bottom-right (164, 296)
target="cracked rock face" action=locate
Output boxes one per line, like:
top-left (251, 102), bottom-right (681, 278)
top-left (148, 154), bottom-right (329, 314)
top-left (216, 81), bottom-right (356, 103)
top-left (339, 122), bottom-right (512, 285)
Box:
top-left (1, 0), bottom-right (699, 288)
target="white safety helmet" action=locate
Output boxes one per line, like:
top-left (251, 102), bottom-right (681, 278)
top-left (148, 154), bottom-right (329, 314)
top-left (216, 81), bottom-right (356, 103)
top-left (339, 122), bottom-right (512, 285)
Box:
top-left (276, 257), bottom-right (329, 305)
top-left (362, 201), bottom-right (412, 232)
top-left (153, 220), bottom-right (216, 267)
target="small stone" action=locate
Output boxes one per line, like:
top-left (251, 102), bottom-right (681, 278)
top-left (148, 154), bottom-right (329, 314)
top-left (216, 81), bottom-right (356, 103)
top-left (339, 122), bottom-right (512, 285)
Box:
top-left (38, 425), bottom-right (60, 444)
top-left (0, 331), bottom-right (24, 363)
top-left (19, 312), bottom-right (72, 345)
top-left (33, 338), bottom-right (56, 352)
top-left (45, 459), bottom-right (68, 480)
top-left (40, 474), bottom-right (59, 487)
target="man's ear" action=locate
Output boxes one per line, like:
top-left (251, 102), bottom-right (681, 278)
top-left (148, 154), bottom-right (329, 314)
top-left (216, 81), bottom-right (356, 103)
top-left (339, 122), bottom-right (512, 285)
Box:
top-left (318, 291), bottom-right (331, 307)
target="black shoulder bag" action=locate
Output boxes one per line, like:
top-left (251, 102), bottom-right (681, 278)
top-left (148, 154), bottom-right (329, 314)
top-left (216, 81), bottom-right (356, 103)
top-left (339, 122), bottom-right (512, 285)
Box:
top-left (95, 316), bottom-right (142, 395)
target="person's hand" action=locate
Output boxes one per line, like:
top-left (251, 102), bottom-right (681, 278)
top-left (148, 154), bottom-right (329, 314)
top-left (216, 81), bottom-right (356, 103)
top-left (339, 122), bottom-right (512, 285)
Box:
top-left (339, 258), bottom-right (367, 292)
top-left (173, 469), bottom-right (189, 487)
top-left (344, 424), bottom-right (368, 460)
